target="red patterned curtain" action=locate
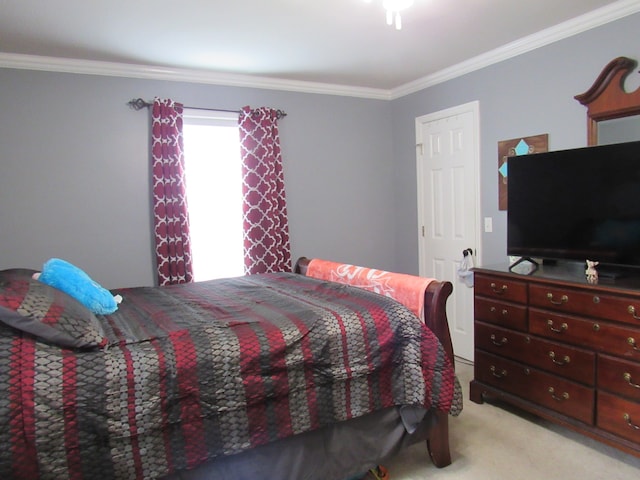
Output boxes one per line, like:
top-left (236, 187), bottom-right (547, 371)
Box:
top-left (239, 106), bottom-right (291, 274)
top-left (151, 98), bottom-right (194, 285)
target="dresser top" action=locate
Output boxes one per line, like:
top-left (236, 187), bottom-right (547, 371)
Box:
top-left (475, 261), bottom-right (640, 295)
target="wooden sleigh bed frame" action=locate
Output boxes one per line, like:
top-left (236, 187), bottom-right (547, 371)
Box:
top-left (0, 256), bottom-right (459, 480)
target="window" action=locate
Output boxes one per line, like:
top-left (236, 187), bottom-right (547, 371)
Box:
top-left (182, 110), bottom-right (244, 281)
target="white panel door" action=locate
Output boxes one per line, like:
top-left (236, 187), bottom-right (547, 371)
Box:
top-left (416, 102), bottom-right (480, 361)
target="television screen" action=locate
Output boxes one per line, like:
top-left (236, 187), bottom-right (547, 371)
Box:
top-left (507, 140), bottom-right (640, 270)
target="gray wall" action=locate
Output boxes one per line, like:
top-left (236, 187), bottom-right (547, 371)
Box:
top-left (1, 12), bottom-right (639, 287)
top-left (0, 71), bottom-right (394, 287)
top-left (390, 12), bottom-right (640, 274)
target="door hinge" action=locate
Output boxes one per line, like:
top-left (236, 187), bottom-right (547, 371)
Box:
top-left (416, 143), bottom-right (424, 155)
top-left (422, 225), bottom-right (425, 237)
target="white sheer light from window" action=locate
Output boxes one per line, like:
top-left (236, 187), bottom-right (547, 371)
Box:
top-left (183, 110), bottom-right (244, 281)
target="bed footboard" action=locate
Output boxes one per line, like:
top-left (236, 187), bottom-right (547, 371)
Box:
top-left (422, 280), bottom-right (454, 467)
top-left (294, 256), bottom-right (455, 468)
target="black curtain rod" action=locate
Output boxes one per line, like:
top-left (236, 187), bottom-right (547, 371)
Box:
top-left (127, 98), bottom-right (286, 119)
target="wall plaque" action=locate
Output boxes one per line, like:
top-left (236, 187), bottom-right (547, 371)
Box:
top-left (498, 134), bottom-right (548, 210)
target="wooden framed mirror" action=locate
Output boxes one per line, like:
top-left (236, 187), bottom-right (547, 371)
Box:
top-left (574, 56), bottom-right (640, 145)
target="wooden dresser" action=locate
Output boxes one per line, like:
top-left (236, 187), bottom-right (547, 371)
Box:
top-left (470, 263), bottom-right (640, 458)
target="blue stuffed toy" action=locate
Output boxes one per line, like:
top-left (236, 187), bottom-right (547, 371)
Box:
top-left (34, 258), bottom-right (122, 315)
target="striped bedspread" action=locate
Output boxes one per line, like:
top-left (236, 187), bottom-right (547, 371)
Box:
top-left (1, 272), bottom-right (460, 479)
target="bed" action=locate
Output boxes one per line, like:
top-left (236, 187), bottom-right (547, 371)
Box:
top-left (0, 257), bottom-right (462, 480)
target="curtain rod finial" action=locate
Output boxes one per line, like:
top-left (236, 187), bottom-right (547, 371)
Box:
top-left (127, 98), bottom-right (151, 110)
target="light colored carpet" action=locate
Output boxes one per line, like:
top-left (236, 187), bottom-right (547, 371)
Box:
top-left (385, 359), bottom-right (640, 479)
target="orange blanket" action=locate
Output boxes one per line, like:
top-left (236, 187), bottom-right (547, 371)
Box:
top-left (306, 259), bottom-right (435, 319)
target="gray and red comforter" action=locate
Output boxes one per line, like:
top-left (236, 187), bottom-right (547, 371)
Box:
top-left (1, 272), bottom-right (461, 479)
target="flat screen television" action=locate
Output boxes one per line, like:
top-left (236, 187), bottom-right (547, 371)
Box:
top-left (507, 140), bottom-right (640, 273)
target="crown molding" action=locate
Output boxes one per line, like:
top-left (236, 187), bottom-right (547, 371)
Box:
top-left (0, 52), bottom-right (392, 100)
top-left (390, 0), bottom-right (640, 99)
top-left (1, 0), bottom-right (639, 101)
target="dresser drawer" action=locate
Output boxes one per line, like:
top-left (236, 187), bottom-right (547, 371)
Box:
top-left (475, 275), bottom-right (528, 303)
top-left (598, 354), bottom-right (640, 402)
top-left (597, 391), bottom-right (640, 444)
top-left (529, 308), bottom-right (640, 359)
top-left (474, 351), bottom-right (594, 424)
top-left (475, 322), bottom-right (595, 385)
top-left (529, 307), bottom-right (599, 346)
top-left (530, 283), bottom-right (640, 327)
top-left (475, 297), bottom-right (527, 331)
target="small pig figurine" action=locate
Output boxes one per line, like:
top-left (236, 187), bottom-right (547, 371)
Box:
top-left (585, 260), bottom-right (599, 284)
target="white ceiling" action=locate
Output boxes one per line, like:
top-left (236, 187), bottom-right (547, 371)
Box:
top-left (1, 0), bottom-right (639, 97)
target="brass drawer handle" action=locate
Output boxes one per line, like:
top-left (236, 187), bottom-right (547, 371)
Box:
top-left (490, 282), bottom-right (508, 295)
top-left (489, 306), bottom-right (508, 316)
top-left (548, 351), bottom-right (570, 366)
top-left (623, 372), bottom-right (640, 389)
top-left (628, 305), bottom-right (640, 320)
top-left (490, 365), bottom-right (507, 378)
top-left (548, 387), bottom-right (569, 401)
top-left (546, 293), bottom-right (568, 305)
top-left (547, 319), bottom-right (568, 334)
top-left (490, 334), bottom-right (508, 346)
top-left (623, 413), bottom-right (640, 430)
top-left (628, 337), bottom-right (640, 351)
